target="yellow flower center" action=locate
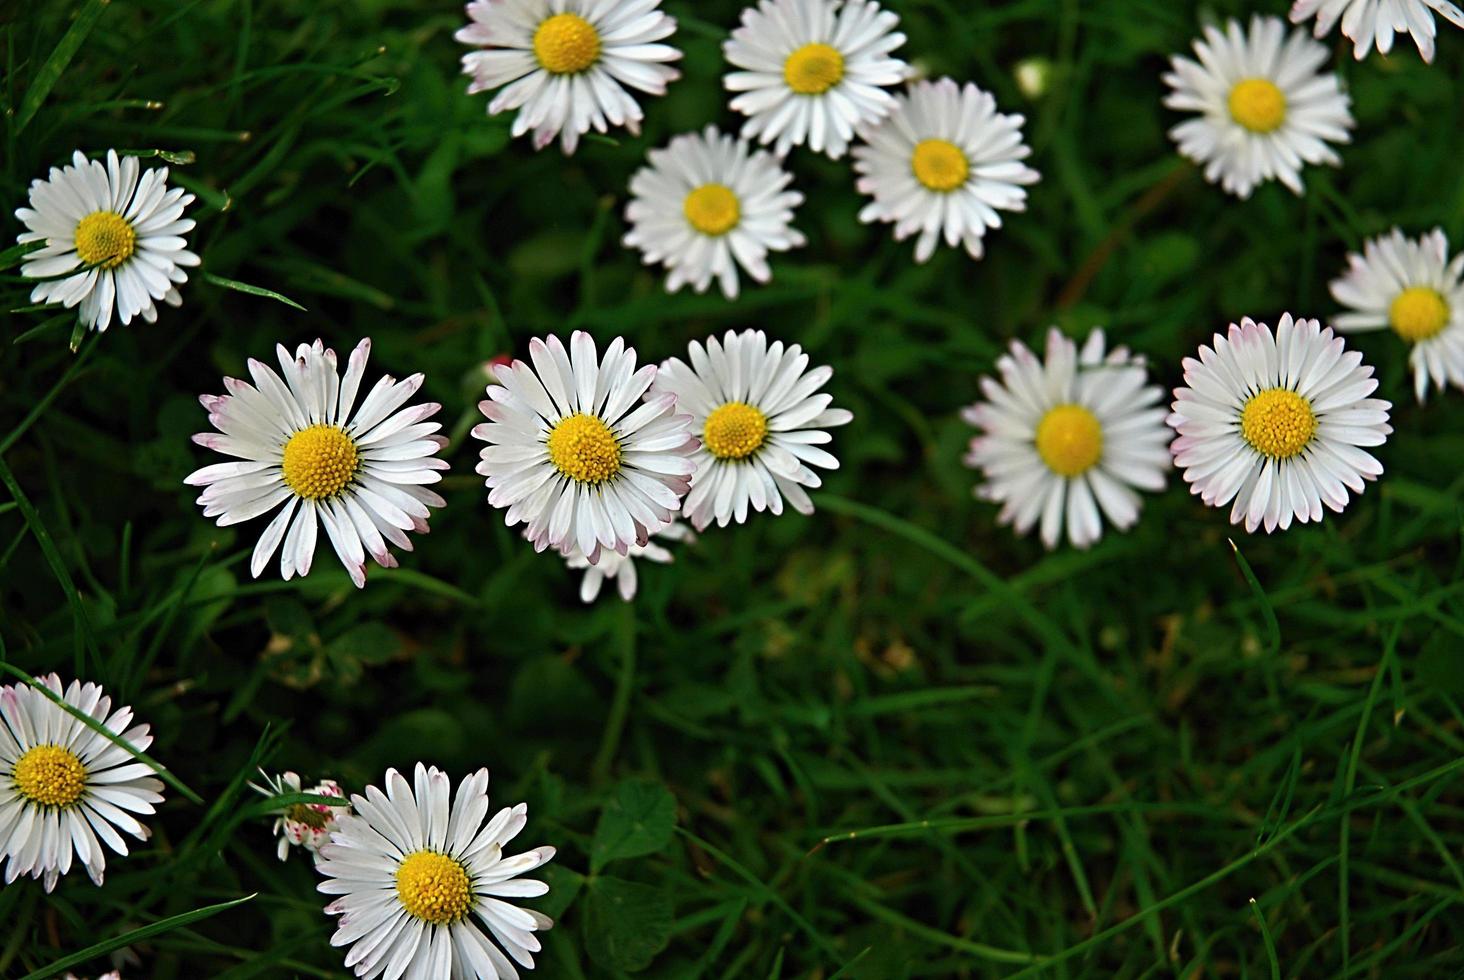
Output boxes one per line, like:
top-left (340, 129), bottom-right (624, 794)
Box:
top-left (1035, 404), bottom-right (1103, 477)
top-left (74, 211), bottom-right (137, 270)
top-left (683, 184), bottom-right (741, 237)
top-left (13, 744), bottom-right (87, 808)
top-left (547, 413), bottom-right (621, 484)
top-left (285, 802), bottom-right (332, 829)
top-left (281, 425), bottom-right (360, 500)
top-left (911, 139), bottom-right (970, 193)
top-left (396, 850), bottom-right (473, 925)
top-left (533, 13), bottom-right (601, 75)
top-left (1388, 286), bottom-right (1450, 342)
top-left (784, 42), bottom-right (845, 95)
top-left (1227, 78), bottom-right (1287, 134)
top-left (1240, 388), bottom-right (1316, 460)
top-left (703, 402), bottom-right (769, 460)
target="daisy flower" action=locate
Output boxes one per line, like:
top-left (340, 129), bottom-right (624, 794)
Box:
top-left (455, 0), bottom-right (681, 154)
top-left (15, 149), bottom-right (198, 334)
top-left (474, 331), bottom-right (697, 561)
top-left (250, 770), bottom-right (351, 862)
top-left (1168, 315), bottom-right (1392, 534)
top-left (652, 329), bottom-right (852, 530)
top-left (723, 0), bottom-right (908, 159)
top-left (1290, 0), bottom-right (1463, 63)
top-left (64, 974), bottom-right (122, 980)
top-left (1328, 227), bottom-right (1464, 402)
top-left (852, 77), bottom-right (1040, 263)
top-left (1163, 15), bottom-right (1354, 200)
top-left (623, 125), bottom-right (806, 299)
top-left (0, 674), bottom-right (165, 892)
top-left (561, 520), bottom-right (693, 602)
top-left (186, 338), bottom-right (449, 589)
top-left (962, 328), bottom-right (1172, 550)
top-left (317, 763), bottom-right (555, 980)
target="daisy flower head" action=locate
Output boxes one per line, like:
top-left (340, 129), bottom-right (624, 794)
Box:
top-left (1290, 0), bottom-right (1463, 63)
top-left (623, 125), bottom-right (807, 299)
top-left (852, 77), bottom-right (1040, 263)
top-left (317, 763), bottom-right (555, 980)
top-left (474, 331), bottom-right (697, 561)
top-left (64, 974), bottom-right (122, 980)
top-left (652, 329), bottom-right (852, 531)
top-left (0, 674), bottom-right (165, 892)
top-left (1328, 227), bottom-right (1464, 402)
top-left (562, 520), bottom-right (693, 602)
top-left (186, 338), bottom-right (449, 589)
top-left (15, 149), bottom-right (198, 334)
top-left (962, 328), bottom-right (1172, 550)
top-left (723, 0), bottom-right (908, 160)
top-left (455, 0), bottom-right (681, 154)
top-left (1168, 315), bottom-right (1392, 534)
top-left (1163, 15), bottom-right (1354, 200)
top-left (250, 770), bottom-right (351, 862)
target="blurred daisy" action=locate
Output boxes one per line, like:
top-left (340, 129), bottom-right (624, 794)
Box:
top-left (723, 0), bottom-right (908, 159)
top-left (653, 329), bottom-right (852, 530)
top-left (962, 328), bottom-right (1171, 550)
top-left (1290, 0), bottom-right (1463, 63)
top-left (561, 521), bottom-right (693, 602)
top-left (455, 0), bottom-right (681, 154)
top-left (15, 149), bottom-right (198, 334)
top-left (0, 674), bottom-right (164, 892)
top-left (623, 125), bottom-right (806, 299)
top-left (1329, 227), bottom-right (1464, 402)
top-left (1168, 315), bottom-right (1392, 534)
top-left (64, 974), bottom-right (121, 980)
top-left (186, 338), bottom-right (449, 589)
top-left (1163, 16), bottom-right (1353, 199)
top-left (250, 770), bottom-right (350, 862)
top-left (474, 331), bottom-right (697, 561)
top-left (852, 77), bottom-right (1040, 263)
top-left (317, 763), bottom-right (555, 980)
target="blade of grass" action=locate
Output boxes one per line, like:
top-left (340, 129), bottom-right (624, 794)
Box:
top-left (15, 0), bottom-right (113, 133)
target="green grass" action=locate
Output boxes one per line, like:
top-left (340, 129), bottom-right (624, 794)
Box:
top-left (4, 0), bottom-right (1464, 976)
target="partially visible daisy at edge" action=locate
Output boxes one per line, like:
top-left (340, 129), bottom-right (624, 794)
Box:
top-left (1163, 15), bottom-right (1354, 200)
top-left (64, 973), bottom-right (122, 980)
top-left (852, 77), bottom-right (1040, 263)
top-left (962, 328), bottom-right (1172, 550)
top-left (623, 125), bottom-right (806, 299)
top-left (560, 520), bottom-right (694, 602)
top-left (1328, 226), bottom-right (1464, 402)
top-left (455, 0), bottom-right (681, 154)
top-left (250, 770), bottom-right (351, 862)
top-left (15, 149), bottom-right (198, 334)
top-left (1290, 0), bottom-right (1463, 63)
top-left (1168, 314), bottom-right (1392, 534)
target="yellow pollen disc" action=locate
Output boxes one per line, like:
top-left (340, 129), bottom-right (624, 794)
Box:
top-left (281, 425), bottom-right (360, 500)
top-left (683, 184), bottom-right (741, 237)
top-left (74, 211), bottom-right (137, 270)
top-left (1241, 388), bottom-right (1316, 460)
top-left (703, 402), bottom-right (769, 460)
top-left (1388, 286), bottom-right (1450, 342)
top-left (1035, 404), bottom-right (1103, 477)
top-left (13, 744), bottom-right (87, 808)
top-left (911, 139), bottom-right (970, 193)
top-left (1227, 78), bottom-right (1287, 133)
top-left (547, 413), bottom-right (621, 484)
top-left (396, 850), bottom-right (473, 925)
top-left (784, 42), bottom-right (845, 95)
top-left (533, 13), bottom-right (601, 74)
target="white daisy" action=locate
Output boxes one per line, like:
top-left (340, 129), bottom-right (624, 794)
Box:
top-left (852, 77), bottom-right (1040, 264)
top-left (0, 674), bottom-right (165, 892)
top-left (1290, 0), bottom-right (1463, 63)
top-left (1168, 314), bottom-right (1392, 534)
top-left (623, 125), bottom-right (806, 299)
top-left (652, 329), bottom-right (852, 531)
top-left (474, 331), bottom-right (697, 561)
top-left (250, 769), bottom-right (351, 862)
top-left (455, 0), bottom-right (681, 154)
top-left (64, 973), bottom-right (122, 980)
top-left (1328, 227), bottom-right (1464, 402)
top-left (317, 763), bottom-right (555, 980)
top-left (1163, 15), bottom-right (1354, 200)
top-left (561, 520), bottom-right (693, 602)
top-left (186, 338), bottom-right (449, 589)
top-left (961, 328), bottom-right (1172, 550)
top-left (15, 149), bottom-right (199, 334)
top-left (723, 0), bottom-right (908, 160)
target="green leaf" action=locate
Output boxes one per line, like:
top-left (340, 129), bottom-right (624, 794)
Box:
top-left (0, 240), bottom-right (44, 271)
top-left (581, 876), bottom-right (672, 973)
top-left (202, 272), bottom-right (307, 311)
top-left (16, 0), bottom-right (113, 133)
top-left (590, 778), bottom-right (677, 873)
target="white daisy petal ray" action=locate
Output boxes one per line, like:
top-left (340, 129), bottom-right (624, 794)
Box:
top-left (558, 519), bottom-right (692, 603)
top-left (1290, 0), bottom-right (1463, 63)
